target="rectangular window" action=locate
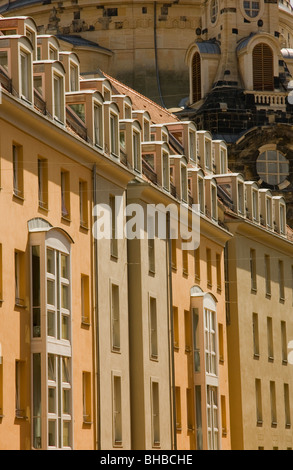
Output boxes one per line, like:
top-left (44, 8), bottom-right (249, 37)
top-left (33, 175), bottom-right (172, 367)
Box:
top-left (192, 308), bottom-right (200, 372)
top-left (20, 50), bottom-right (31, 101)
top-left (205, 309), bottom-right (217, 376)
top-left (198, 177), bottom-right (204, 213)
top-left (185, 309), bottom-right (192, 353)
top-left (195, 385), bottom-right (203, 450)
top-left (218, 323), bottom-right (224, 364)
top-left (267, 317), bottom-right (274, 361)
top-left (256, 379), bottom-right (263, 425)
top-left (148, 238), bottom-right (155, 274)
top-left (182, 249), bottom-right (188, 275)
top-left (81, 275), bottom-right (90, 325)
top-left (253, 313), bottom-right (260, 358)
top-left (281, 321), bottom-right (288, 364)
top-left (150, 297), bottom-right (158, 360)
top-left (270, 381), bottom-right (277, 427)
top-left (113, 375), bottom-right (122, 446)
top-left (171, 239), bottom-right (177, 270)
top-left (110, 114), bottom-right (118, 156)
top-left (250, 249), bottom-right (257, 291)
top-left (265, 255), bottom-right (271, 297)
top-left (181, 166), bottom-right (188, 202)
top-left (61, 170), bottom-right (70, 219)
top-left (13, 144), bottom-right (24, 198)
top-left (194, 247), bottom-right (200, 280)
top-left (211, 185), bottom-right (217, 220)
top-left (54, 75), bottom-right (64, 122)
top-left (151, 381), bottom-right (160, 447)
top-left (70, 64), bottom-right (78, 92)
top-left (189, 131), bottom-right (196, 160)
top-left (32, 353), bottom-right (42, 449)
top-left (175, 387), bottom-right (182, 431)
top-left (205, 140), bottom-right (211, 169)
top-left (216, 253), bottom-right (221, 291)
top-left (207, 248), bottom-right (212, 288)
top-left (221, 395), bottom-right (227, 437)
top-left (82, 372), bottom-right (91, 424)
top-left (15, 250), bottom-right (25, 307)
top-left (38, 158), bottom-right (48, 210)
top-left (49, 46), bottom-right (58, 60)
top-left (186, 388), bottom-right (194, 432)
top-left (111, 283), bottom-right (120, 351)
top-left (284, 384), bottom-right (291, 428)
top-left (279, 260), bottom-right (285, 301)
top-left (109, 195), bottom-right (118, 258)
top-left (79, 180), bottom-right (88, 228)
top-left (32, 246), bottom-right (41, 338)
top-left (173, 306), bottom-right (179, 350)
top-left (94, 105), bottom-right (103, 148)
top-left (207, 386), bottom-right (219, 450)
top-left (15, 360), bottom-right (25, 419)
top-left (133, 131), bottom-right (141, 172)
top-left (162, 152), bottom-right (169, 190)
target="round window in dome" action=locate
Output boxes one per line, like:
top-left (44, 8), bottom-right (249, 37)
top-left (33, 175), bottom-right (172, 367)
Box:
top-left (243, 1), bottom-right (260, 18)
top-left (256, 149), bottom-right (289, 186)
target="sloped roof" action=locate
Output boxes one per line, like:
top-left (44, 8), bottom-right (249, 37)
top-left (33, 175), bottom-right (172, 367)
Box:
top-left (102, 72), bottom-right (179, 125)
top-left (0, 0), bottom-right (42, 13)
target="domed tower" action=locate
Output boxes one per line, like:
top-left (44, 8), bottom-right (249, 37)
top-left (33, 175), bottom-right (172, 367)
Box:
top-left (181, 0), bottom-right (293, 224)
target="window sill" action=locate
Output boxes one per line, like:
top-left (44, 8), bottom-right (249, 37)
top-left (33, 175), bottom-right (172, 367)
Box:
top-left (268, 356), bottom-right (274, 363)
top-left (152, 443), bottom-right (161, 449)
top-left (80, 224), bottom-right (89, 232)
top-left (279, 297), bottom-right (285, 304)
top-left (13, 192), bottom-right (24, 202)
top-left (254, 353), bottom-right (260, 360)
top-left (257, 420), bottom-right (263, 427)
top-left (251, 288), bottom-right (257, 295)
top-left (61, 215), bottom-right (71, 223)
top-left (15, 302), bottom-right (27, 310)
top-left (150, 355), bottom-right (159, 362)
top-left (149, 269), bottom-right (156, 277)
top-left (81, 319), bottom-right (91, 327)
top-left (282, 359), bottom-right (288, 366)
top-left (111, 347), bottom-right (121, 355)
top-left (113, 442), bottom-right (123, 448)
top-left (38, 203), bottom-right (48, 212)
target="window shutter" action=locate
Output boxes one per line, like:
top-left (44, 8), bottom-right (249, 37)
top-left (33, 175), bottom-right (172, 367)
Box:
top-left (192, 52), bottom-right (202, 103)
top-left (253, 43), bottom-right (274, 91)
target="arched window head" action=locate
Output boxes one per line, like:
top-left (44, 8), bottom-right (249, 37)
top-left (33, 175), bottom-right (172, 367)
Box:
top-left (253, 43), bottom-right (274, 91)
top-left (192, 52), bottom-right (201, 103)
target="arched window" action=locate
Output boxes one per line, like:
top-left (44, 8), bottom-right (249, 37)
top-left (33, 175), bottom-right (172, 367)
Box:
top-left (253, 43), bottom-right (274, 91)
top-left (192, 52), bottom-right (202, 103)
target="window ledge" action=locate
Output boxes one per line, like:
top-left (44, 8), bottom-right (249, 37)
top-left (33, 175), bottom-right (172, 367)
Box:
top-left (150, 355), bottom-right (159, 362)
top-left (61, 215), bottom-right (71, 223)
top-left (80, 224), bottom-right (89, 231)
top-left (38, 203), bottom-right (48, 212)
top-left (81, 319), bottom-right (91, 327)
top-left (111, 347), bottom-right (121, 355)
top-left (15, 303), bottom-right (27, 310)
top-left (13, 192), bottom-right (24, 202)
top-left (282, 359), bottom-right (288, 366)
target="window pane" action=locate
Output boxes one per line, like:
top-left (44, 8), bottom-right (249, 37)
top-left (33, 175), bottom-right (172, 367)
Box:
top-left (48, 388), bottom-right (56, 414)
top-left (62, 357), bottom-right (70, 383)
top-left (48, 355), bottom-right (56, 381)
top-left (47, 311), bottom-right (55, 337)
top-left (63, 389), bottom-right (70, 414)
top-left (62, 315), bottom-right (69, 340)
top-left (48, 421), bottom-right (56, 447)
top-left (47, 249), bottom-right (55, 275)
top-left (63, 421), bottom-right (71, 447)
top-left (47, 280), bottom-right (55, 306)
top-left (61, 285), bottom-right (69, 310)
top-left (61, 254), bottom-right (69, 280)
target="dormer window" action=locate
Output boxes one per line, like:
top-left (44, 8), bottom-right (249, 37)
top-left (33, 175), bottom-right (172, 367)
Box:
top-left (162, 132), bottom-right (168, 143)
top-left (125, 104), bottom-right (132, 119)
top-left (162, 152), bottom-right (169, 191)
top-left (211, 184), bottom-right (217, 221)
top-left (70, 64), bottom-right (79, 92)
top-left (189, 131), bottom-right (196, 161)
top-left (143, 119), bottom-right (150, 142)
top-left (49, 46), bottom-right (58, 61)
top-left (238, 182), bottom-right (245, 215)
top-left (280, 204), bottom-right (286, 235)
top-left (198, 177), bottom-right (205, 214)
top-left (53, 73), bottom-right (64, 122)
top-left (20, 49), bottom-right (32, 101)
top-left (266, 196), bottom-right (273, 228)
top-left (220, 149), bottom-right (227, 174)
top-left (110, 113), bottom-right (119, 157)
top-left (252, 189), bottom-right (259, 222)
top-left (94, 104), bottom-right (103, 149)
top-left (205, 139), bottom-right (212, 170)
top-left (181, 165), bottom-right (188, 203)
top-left (133, 131), bottom-right (141, 172)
